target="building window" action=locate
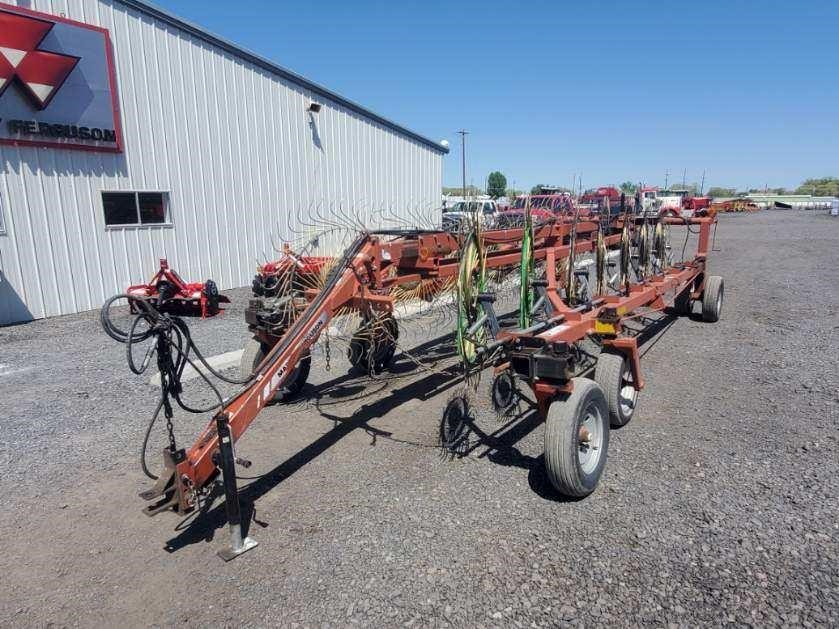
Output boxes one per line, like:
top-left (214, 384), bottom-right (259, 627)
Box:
top-left (102, 191), bottom-right (169, 227)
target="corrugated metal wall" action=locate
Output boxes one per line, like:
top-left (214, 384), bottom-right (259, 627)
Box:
top-left (0, 0), bottom-right (443, 324)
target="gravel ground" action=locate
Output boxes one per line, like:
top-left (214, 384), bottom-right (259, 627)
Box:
top-left (0, 210), bottom-right (837, 627)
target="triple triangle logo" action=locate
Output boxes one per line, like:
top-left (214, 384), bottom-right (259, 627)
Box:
top-left (0, 10), bottom-right (80, 110)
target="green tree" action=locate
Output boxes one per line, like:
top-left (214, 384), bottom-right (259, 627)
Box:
top-left (794, 177), bottom-right (839, 196)
top-left (619, 181), bottom-right (637, 194)
top-left (486, 171), bottom-right (507, 199)
top-left (669, 183), bottom-right (699, 196)
top-left (707, 187), bottom-right (737, 198)
top-left (530, 184), bottom-right (572, 195)
top-left (748, 187), bottom-right (790, 195)
top-left (505, 188), bottom-right (522, 199)
top-left (443, 185), bottom-right (483, 197)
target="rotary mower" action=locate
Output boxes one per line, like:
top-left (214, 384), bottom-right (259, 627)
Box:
top-left (101, 198), bottom-right (722, 559)
top-left (126, 258), bottom-right (229, 318)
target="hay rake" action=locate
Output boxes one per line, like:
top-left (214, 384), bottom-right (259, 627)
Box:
top-left (101, 200), bottom-right (721, 559)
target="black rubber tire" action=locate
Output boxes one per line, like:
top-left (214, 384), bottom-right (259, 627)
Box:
top-left (594, 350), bottom-right (637, 428)
top-left (348, 315), bottom-right (398, 374)
top-left (251, 275), bottom-right (265, 296)
top-left (701, 275), bottom-right (724, 323)
top-left (544, 377), bottom-right (610, 497)
top-left (240, 338), bottom-right (265, 379)
top-left (673, 286), bottom-right (693, 315)
top-left (239, 338), bottom-right (311, 402)
top-left (203, 279), bottom-right (220, 313)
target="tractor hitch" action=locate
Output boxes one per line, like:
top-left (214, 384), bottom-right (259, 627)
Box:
top-left (138, 447), bottom-right (188, 517)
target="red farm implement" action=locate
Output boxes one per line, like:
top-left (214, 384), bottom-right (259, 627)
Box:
top-left (126, 258), bottom-right (229, 318)
top-left (103, 204), bottom-right (722, 559)
top-left (250, 244), bottom-right (333, 299)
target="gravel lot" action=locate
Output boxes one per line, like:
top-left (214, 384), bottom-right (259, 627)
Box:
top-left (1, 210), bottom-right (837, 627)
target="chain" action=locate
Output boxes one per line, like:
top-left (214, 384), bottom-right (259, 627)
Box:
top-left (324, 333), bottom-right (331, 371)
top-left (162, 395), bottom-right (177, 452)
top-left (154, 324), bottom-right (179, 453)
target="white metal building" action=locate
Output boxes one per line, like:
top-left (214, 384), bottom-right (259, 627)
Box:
top-left (0, 0), bottom-right (446, 325)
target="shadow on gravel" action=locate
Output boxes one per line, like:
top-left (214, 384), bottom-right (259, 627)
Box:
top-left (635, 311), bottom-right (680, 360)
top-left (163, 312), bottom-right (684, 551)
top-left (163, 335), bottom-right (465, 553)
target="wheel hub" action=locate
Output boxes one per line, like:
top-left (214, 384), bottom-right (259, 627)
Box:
top-left (619, 383), bottom-right (637, 418)
top-left (577, 403), bottom-right (604, 474)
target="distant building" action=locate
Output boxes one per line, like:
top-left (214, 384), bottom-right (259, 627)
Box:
top-left (745, 194), bottom-right (835, 210)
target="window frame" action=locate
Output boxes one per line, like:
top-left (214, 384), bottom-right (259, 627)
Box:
top-left (102, 190), bottom-right (172, 229)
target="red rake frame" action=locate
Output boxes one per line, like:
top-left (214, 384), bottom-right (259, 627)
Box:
top-left (495, 215), bottom-right (714, 415)
top-left (142, 216), bottom-right (619, 515)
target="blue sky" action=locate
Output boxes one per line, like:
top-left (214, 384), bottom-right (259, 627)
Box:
top-left (157, 0), bottom-right (838, 191)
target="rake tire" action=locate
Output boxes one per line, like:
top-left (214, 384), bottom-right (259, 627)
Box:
top-left (701, 275), bottom-right (724, 323)
top-left (240, 338), bottom-right (310, 402)
top-left (594, 350), bottom-right (638, 428)
top-left (544, 378), bottom-right (610, 498)
top-left (348, 315), bottom-right (399, 374)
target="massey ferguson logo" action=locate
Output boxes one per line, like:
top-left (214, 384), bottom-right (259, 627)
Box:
top-left (0, 11), bottom-right (79, 110)
top-left (0, 4), bottom-right (122, 152)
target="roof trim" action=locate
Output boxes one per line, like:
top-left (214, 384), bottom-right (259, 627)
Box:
top-left (115, 0), bottom-right (448, 154)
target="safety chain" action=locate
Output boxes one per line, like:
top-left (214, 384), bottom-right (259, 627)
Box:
top-left (324, 333), bottom-right (331, 372)
top-left (164, 403), bottom-right (177, 452)
top-left (154, 323), bottom-right (179, 453)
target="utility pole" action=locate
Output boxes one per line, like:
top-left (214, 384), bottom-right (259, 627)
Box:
top-left (458, 130), bottom-right (469, 199)
top-left (700, 170), bottom-right (706, 195)
top-left (664, 169), bottom-right (670, 190)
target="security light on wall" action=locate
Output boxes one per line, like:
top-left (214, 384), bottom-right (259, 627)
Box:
top-left (307, 101), bottom-right (322, 113)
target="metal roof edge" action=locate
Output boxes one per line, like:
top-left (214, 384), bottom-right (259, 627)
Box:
top-left (115, 0), bottom-right (449, 154)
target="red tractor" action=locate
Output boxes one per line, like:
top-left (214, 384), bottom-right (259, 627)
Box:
top-left (682, 195), bottom-right (712, 214)
top-left (126, 259), bottom-right (229, 318)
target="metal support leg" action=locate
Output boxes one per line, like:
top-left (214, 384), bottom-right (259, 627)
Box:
top-left (534, 284), bottom-right (554, 316)
top-left (477, 293), bottom-right (500, 338)
top-left (215, 413), bottom-right (258, 561)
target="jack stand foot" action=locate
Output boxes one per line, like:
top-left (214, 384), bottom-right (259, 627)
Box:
top-left (214, 412), bottom-right (259, 561)
top-left (218, 523), bottom-right (258, 561)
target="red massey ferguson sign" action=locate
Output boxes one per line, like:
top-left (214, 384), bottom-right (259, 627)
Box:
top-left (0, 3), bottom-right (122, 152)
